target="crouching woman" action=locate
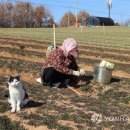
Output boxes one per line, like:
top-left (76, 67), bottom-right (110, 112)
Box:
top-left (40, 38), bottom-right (85, 88)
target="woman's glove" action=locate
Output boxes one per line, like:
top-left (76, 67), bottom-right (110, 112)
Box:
top-left (72, 71), bottom-right (80, 76)
top-left (79, 69), bottom-right (86, 76)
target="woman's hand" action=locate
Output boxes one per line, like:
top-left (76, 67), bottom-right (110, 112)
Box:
top-left (79, 69), bottom-right (86, 76)
top-left (72, 71), bottom-right (80, 76)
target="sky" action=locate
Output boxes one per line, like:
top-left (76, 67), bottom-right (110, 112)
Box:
top-left (25, 0), bottom-right (130, 24)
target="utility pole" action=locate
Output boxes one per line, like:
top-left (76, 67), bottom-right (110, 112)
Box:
top-left (108, 4), bottom-right (110, 18)
top-left (107, 0), bottom-right (112, 18)
top-left (68, 7), bottom-right (70, 27)
top-left (120, 10), bottom-right (123, 25)
top-left (75, 0), bottom-right (78, 27)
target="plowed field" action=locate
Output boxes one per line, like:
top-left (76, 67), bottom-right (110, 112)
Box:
top-left (0, 36), bottom-right (130, 130)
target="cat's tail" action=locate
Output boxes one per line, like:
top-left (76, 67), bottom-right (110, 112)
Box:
top-left (22, 98), bottom-right (29, 106)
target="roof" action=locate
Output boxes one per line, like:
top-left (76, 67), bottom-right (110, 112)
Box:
top-left (80, 16), bottom-right (115, 26)
top-left (96, 16), bottom-right (114, 26)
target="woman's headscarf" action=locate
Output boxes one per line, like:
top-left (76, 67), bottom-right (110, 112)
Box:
top-left (60, 38), bottom-right (78, 58)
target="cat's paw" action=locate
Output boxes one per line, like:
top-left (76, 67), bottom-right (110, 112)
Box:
top-left (11, 109), bottom-right (15, 113)
top-left (16, 107), bottom-right (21, 112)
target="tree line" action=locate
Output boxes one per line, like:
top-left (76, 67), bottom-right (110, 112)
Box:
top-left (1, 1), bottom-right (130, 27)
top-left (60, 10), bottom-right (89, 27)
top-left (0, 1), bottom-right (90, 28)
top-left (0, 1), bottom-right (54, 27)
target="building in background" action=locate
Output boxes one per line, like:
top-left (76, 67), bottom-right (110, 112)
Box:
top-left (81, 16), bottom-right (115, 26)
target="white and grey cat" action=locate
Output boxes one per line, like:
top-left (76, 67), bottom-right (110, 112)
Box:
top-left (8, 76), bottom-right (29, 113)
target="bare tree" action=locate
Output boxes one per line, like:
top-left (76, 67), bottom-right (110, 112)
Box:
top-left (13, 2), bottom-right (34, 27)
top-left (60, 12), bottom-right (75, 27)
top-left (43, 8), bottom-right (54, 27)
top-left (5, 1), bottom-right (14, 27)
top-left (24, 2), bottom-right (34, 27)
top-left (34, 5), bottom-right (45, 27)
top-left (0, 1), bottom-right (54, 28)
top-left (13, 2), bottom-right (26, 27)
top-left (0, 3), bottom-right (5, 27)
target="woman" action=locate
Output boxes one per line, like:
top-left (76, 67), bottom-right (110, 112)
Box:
top-left (38, 38), bottom-right (85, 88)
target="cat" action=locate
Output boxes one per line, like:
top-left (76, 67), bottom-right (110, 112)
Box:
top-left (7, 75), bottom-right (29, 113)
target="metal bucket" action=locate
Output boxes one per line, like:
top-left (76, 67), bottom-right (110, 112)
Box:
top-left (93, 63), bottom-right (112, 83)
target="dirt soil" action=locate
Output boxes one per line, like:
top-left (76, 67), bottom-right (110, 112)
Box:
top-left (0, 37), bottom-right (130, 130)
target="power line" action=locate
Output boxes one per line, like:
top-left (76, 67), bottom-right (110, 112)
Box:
top-left (8, 0), bottom-right (130, 13)
top-left (1, 0), bottom-right (130, 21)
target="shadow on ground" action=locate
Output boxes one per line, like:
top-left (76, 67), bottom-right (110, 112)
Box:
top-left (110, 77), bottom-right (121, 83)
top-left (24, 100), bottom-right (44, 108)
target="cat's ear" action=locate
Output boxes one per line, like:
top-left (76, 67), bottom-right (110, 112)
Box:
top-left (7, 75), bottom-right (13, 82)
top-left (15, 75), bottom-right (20, 81)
